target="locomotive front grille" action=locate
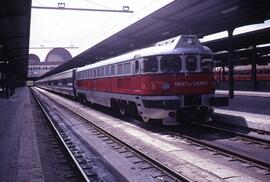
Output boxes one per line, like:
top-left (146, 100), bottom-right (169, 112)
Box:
top-left (184, 94), bottom-right (202, 106)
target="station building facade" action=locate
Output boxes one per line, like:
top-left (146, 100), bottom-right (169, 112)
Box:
top-left (28, 48), bottom-right (72, 79)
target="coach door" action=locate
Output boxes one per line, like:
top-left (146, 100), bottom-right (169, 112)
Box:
top-left (72, 69), bottom-right (77, 96)
top-left (133, 58), bottom-right (142, 92)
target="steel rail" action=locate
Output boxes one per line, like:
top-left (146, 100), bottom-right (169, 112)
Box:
top-left (176, 131), bottom-right (270, 170)
top-left (201, 123), bottom-right (270, 146)
top-left (31, 89), bottom-right (90, 182)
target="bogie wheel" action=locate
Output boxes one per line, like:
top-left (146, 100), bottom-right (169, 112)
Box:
top-left (142, 116), bottom-right (150, 123)
top-left (118, 101), bottom-right (127, 116)
top-left (141, 116), bottom-right (160, 124)
top-left (119, 106), bottom-right (127, 116)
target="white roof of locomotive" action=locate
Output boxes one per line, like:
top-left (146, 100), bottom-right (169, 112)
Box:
top-left (77, 35), bottom-right (212, 72)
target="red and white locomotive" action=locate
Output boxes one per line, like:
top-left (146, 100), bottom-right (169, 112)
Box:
top-left (36, 35), bottom-right (228, 125)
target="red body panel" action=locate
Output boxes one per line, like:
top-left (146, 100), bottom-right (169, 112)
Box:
top-left (76, 73), bottom-right (214, 96)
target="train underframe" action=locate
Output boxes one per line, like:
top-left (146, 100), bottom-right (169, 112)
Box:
top-left (76, 89), bottom-right (218, 125)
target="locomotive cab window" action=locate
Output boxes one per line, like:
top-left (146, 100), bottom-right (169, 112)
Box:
top-left (160, 55), bottom-right (182, 73)
top-left (201, 54), bottom-right (213, 72)
top-left (186, 55), bottom-right (197, 71)
top-left (143, 56), bottom-right (158, 73)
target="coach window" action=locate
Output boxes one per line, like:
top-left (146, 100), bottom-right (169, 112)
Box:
top-left (124, 62), bottom-right (131, 74)
top-left (143, 56), bottom-right (158, 73)
top-left (160, 55), bottom-right (182, 73)
top-left (94, 70), bottom-right (97, 77)
top-left (186, 55), bottom-right (197, 71)
top-left (111, 65), bottom-right (115, 75)
top-left (117, 64), bottom-right (123, 75)
top-left (89, 70), bottom-right (91, 78)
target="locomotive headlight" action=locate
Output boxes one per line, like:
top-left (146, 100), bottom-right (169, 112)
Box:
top-left (162, 82), bottom-right (170, 90)
top-left (187, 38), bottom-right (193, 45)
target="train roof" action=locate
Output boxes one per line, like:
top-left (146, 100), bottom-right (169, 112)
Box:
top-left (36, 68), bottom-right (74, 82)
top-left (76, 35), bottom-right (212, 72)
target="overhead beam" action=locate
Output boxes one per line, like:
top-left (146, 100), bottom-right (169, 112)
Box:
top-left (32, 6), bottom-right (134, 13)
top-left (30, 46), bottom-right (79, 49)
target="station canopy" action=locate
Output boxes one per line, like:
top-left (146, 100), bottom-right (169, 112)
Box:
top-left (0, 0), bottom-right (31, 79)
top-left (39, 0), bottom-right (270, 78)
top-left (204, 27), bottom-right (270, 65)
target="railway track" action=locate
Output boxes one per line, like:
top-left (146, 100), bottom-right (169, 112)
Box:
top-left (200, 123), bottom-right (270, 148)
top-left (33, 86), bottom-right (270, 180)
top-left (32, 87), bottom-right (192, 182)
top-left (31, 89), bottom-right (90, 182)
top-left (171, 123), bottom-right (270, 173)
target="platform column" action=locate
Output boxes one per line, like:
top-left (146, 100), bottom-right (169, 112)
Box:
top-left (251, 44), bottom-right (257, 90)
top-left (228, 28), bottom-right (234, 98)
top-left (4, 60), bottom-right (10, 99)
top-left (222, 62), bottom-right (225, 82)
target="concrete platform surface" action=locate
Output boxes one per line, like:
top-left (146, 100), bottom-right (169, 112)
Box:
top-left (0, 87), bottom-right (44, 182)
top-left (214, 90), bottom-right (270, 132)
top-left (216, 90), bottom-right (270, 97)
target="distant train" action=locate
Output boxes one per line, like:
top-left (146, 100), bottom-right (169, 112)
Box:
top-left (214, 64), bottom-right (270, 81)
top-left (36, 35), bottom-right (228, 125)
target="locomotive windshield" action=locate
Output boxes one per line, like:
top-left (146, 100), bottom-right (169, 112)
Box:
top-left (160, 55), bottom-right (182, 73)
top-left (143, 56), bottom-right (158, 73)
top-left (186, 55), bottom-right (197, 71)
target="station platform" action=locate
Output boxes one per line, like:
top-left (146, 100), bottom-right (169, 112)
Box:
top-left (0, 87), bottom-right (44, 182)
top-left (214, 90), bottom-right (270, 132)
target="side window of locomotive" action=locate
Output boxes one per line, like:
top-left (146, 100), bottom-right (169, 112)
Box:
top-left (160, 55), bottom-right (181, 73)
top-left (135, 60), bottom-right (139, 74)
top-left (101, 68), bottom-right (105, 77)
top-left (117, 64), bottom-right (123, 75)
top-left (106, 67), bottom-right (110, 76)
top-left (143, 56), bottom-right (158, 73)
top-left (124, 62), bottom-right (131, 74)
top-left (90, 70), bottom-right (93, 78)
top-left (186, 55), bottom-right (197, 71)
top-left (97, 69), bottom-right (101, 77)
top-left (111, 65), bottom-right (115, 75)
